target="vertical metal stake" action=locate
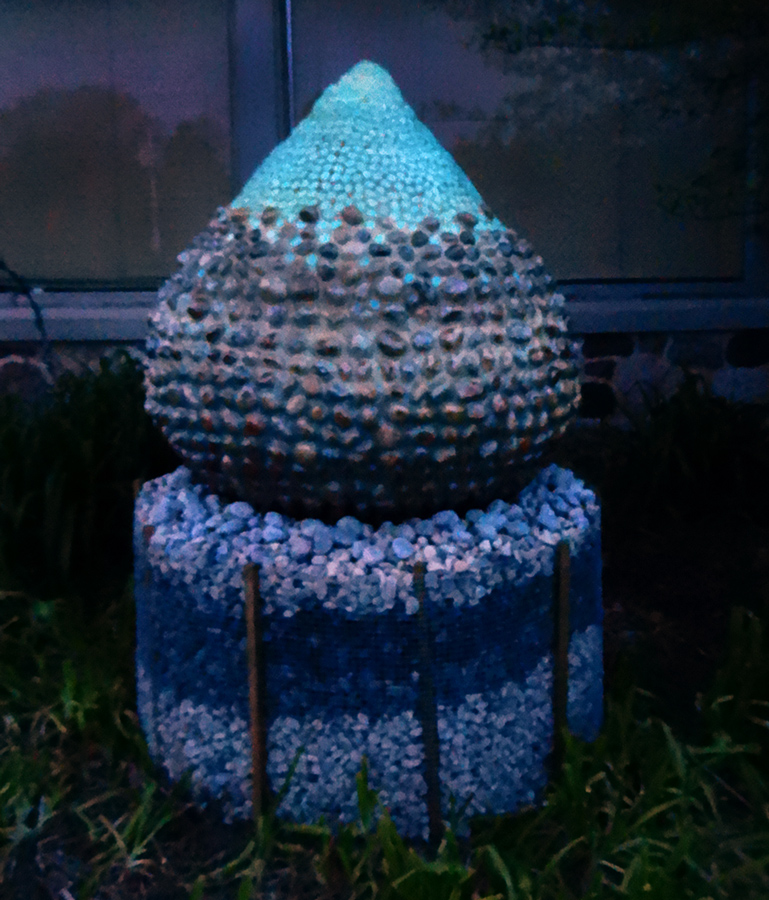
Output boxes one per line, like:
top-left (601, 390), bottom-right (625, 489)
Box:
top-left (244, 563), bottom-right (269, 824)
top-left (142, 524), bottom-right (154, 588)
top-left (413, 560), bottom-right (443, 850)
top-left (134, 479), bottom-right (153, 586)
top-left (551, 540), bottom-right (571, 775)
top-left (133, 477), bottom-right (158, 754)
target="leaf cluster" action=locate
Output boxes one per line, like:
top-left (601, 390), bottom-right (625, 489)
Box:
top-left (0, 350), bottom-right (181, 610)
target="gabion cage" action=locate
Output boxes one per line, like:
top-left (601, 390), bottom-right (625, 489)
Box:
top-left (134, 464), bottom-right (602, 839)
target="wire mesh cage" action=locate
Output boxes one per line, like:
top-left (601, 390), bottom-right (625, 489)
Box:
top-left (133, 463), bottom-right (602, 840)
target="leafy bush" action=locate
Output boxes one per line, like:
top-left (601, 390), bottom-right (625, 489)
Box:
top-left (0, 350), bottom-right (181, 609)
top-left (610, 370), bottom-right (769, 525)
top-left (543, 369), bottom-right (769, 543)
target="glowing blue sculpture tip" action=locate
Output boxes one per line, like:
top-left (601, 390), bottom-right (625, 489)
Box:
top-left (231, 60), bottom-right (499, 231)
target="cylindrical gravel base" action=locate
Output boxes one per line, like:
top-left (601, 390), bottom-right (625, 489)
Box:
top-left (134, 464), bottom-right (603, 840)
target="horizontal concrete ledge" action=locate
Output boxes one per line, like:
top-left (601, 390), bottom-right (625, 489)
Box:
top-left (0, 304), bottom-right (155, 341)
top-left (0, 291), bottom-right (155, 310)
top-left (0, 293), bottom-right (767, 341)
top-left (566, 297), bottom-right (769, 332)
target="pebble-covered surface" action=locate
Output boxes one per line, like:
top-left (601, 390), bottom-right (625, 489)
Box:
top-left (142, 61), bottom-right (583, 521)
top-left (146, 625), bottom-right (601, 840)
top-left (134, 464), bottom-right (603, 838)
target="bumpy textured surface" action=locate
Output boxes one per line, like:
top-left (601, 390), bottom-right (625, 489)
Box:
top-left (143, 61), bottom-right (583, 521)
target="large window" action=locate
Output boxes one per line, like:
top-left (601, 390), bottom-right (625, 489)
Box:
top-left (0, 0), bottom-right (233, 288)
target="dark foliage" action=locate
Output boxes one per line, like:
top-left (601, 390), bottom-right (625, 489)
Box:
top-left (0, 350), bottom-right (182, 612)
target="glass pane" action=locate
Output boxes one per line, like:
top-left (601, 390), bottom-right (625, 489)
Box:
top-left (0, 0), bottom-right (232, 287)
top-left (291, 0), bottom-right (745, 281)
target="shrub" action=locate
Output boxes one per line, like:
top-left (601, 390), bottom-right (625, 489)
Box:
top-left (0, 350), bottom-right (181, 609)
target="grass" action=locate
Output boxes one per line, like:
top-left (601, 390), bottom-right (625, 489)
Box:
top-left (1, 352), bottom-right (768, 898)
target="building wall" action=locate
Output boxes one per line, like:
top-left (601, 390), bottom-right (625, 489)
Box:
top-left (579, 329), bottom-right (769, 426)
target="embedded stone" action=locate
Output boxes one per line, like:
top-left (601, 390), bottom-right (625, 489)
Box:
top-left (377, 423), bottom-right (399, 447)
top-left (286, 394), bottom-right (306, 415)
top-left (342, 205), bottom-right (364, 225)
top-left (244, 414), bottom-right (266, 436)
top-left (389, 404), bottom-right (409, 423)
top-left (376, 276), bottom-right (402, 297)
top-left (439, 306), bottom-right (463, 323)
top-left (325, 285), bottom-right (347, 306)
top-left (333, 407), bottom-right (353, 428)
top-left (444, 277), bottom-right (469, 297)
top-left (391, 537), bottom-right (415, 559)
top-left (442, 403), bottom-right (464, 423)
top-left (380, 451), bottom-right (401, 468)
top-left (377, 330), bottom-right (407, 358)
top-left (293, 278), bottom-right (319, 302)
top-left (383, 304), bottom-right (407, 324)
top-left (456, 379), bottom-right (483, 400)
top-left (456, 212), bottom-right (478, 228)
top-left (295, 442), bottom-right (318, 465)
top-left (412, 331), bottom-right (433, 351)
top-left (315, 335), bottom-right (341, 356)
top-left (260, 278), bottom-right (287, 302)
top-left (439, 326), bottom-right (463, 350)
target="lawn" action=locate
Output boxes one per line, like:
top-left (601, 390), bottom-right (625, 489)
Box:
top-left (1, 352), bottom-right (768, 899)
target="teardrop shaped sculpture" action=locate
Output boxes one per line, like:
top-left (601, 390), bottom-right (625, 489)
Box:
top-left (143, 61), bottom-right (582, 522)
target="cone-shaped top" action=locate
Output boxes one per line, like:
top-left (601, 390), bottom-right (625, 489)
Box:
top-left (232, 61), bottom-right (502, 232)
top-left (312, 59), bottom-right (406, 112)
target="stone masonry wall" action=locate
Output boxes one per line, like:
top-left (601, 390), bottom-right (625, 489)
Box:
top-left (579, 329), bottom-right (769, 428)
top-left (1, 329), bottom-right (768, 429)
